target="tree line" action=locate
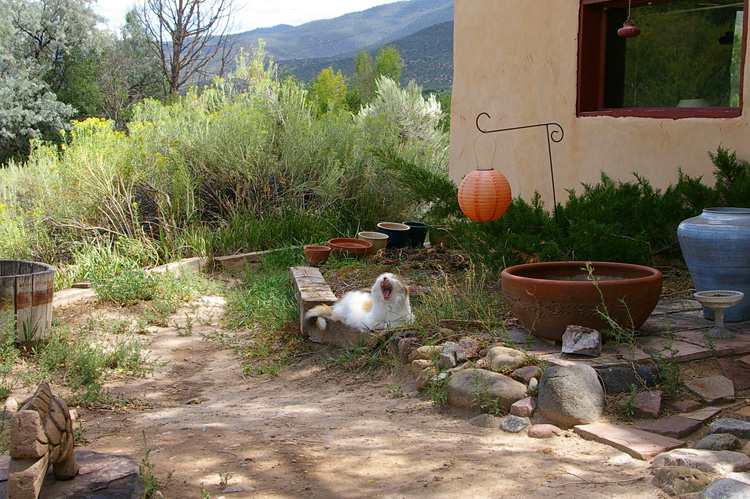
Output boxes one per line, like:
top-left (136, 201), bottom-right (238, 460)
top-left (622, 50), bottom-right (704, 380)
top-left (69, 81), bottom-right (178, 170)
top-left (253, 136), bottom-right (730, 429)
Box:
top-left (0, 0), bottom-right (410, 164)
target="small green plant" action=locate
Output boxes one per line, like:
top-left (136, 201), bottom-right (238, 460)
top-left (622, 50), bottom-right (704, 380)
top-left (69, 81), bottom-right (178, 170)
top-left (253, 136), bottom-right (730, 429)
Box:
top-left (140, 431), bottom-right (171, 499)
top-left (200, 484), bottom-right (211, 499)
top-left (653, 334), bottom-right (681, 398)
top-left (386, 385), bottom-right (405, 398)
top-left (426, 372), bottom-right (450, 405)
top-left (176, 314), bottom-right (195, 337)
top-left (472, 368), bottom-right (501, 415)
top-left (93, 269), bottom-right (157, 306)
top-left (621, 384), bottom-right (638, 418)
top-left (218, 472), bottom-right (232, 488)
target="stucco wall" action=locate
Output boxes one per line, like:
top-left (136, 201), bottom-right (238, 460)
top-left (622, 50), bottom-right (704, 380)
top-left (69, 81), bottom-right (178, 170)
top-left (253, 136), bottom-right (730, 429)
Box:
top-left (449, 0), bottom-right (750, 206)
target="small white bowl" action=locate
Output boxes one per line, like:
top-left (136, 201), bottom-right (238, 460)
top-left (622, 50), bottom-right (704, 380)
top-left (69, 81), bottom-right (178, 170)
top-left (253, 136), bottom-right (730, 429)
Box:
top-left (358, 231), bottom-right (389, 255)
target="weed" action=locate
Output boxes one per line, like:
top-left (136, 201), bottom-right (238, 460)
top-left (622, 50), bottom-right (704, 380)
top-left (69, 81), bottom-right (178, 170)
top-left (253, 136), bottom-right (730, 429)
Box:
top-left (621, 384), bottom-right (638, 418)
top-left (139, 431), bottom-right (173, 499)
top-left (426, 371), bottom-right (450, 405)
top-left (472, 368), bottom-right (501, 415)
top-left (653, 334), bottom-right (681, 398)
top-left (387, 385), bottom-right (405, 398)
top-left (200, 484), bottom-right (211, 499)
top-left (218, 472), bottom-right (232, 488)
top-left (0, 408), bottom-right (10, 454)
top-left (176, 314), bottom-right (195, 337)
top-left (73, 425), bottom-right (87, 445)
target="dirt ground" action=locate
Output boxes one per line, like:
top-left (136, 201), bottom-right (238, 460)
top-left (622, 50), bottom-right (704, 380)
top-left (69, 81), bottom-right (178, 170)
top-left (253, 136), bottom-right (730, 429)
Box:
top-left (28, 292), bottom-right (675, 499)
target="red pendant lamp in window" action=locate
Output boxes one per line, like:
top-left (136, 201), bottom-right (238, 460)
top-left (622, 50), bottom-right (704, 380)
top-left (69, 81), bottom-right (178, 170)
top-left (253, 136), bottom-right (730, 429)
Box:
top-left (458, 167), bottom-right (512, 222)
top-left (618, 0), bottom-right (641, 38)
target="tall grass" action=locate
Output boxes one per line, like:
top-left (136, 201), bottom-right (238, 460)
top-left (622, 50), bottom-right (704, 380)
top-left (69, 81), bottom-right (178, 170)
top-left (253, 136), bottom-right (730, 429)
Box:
top-left (0, 44), bottom-right (448, 279)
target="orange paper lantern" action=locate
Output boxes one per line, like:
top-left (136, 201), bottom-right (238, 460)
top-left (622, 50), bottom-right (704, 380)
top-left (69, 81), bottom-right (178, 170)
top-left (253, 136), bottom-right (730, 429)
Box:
top-left (458, 168), bottom-right (512, 222)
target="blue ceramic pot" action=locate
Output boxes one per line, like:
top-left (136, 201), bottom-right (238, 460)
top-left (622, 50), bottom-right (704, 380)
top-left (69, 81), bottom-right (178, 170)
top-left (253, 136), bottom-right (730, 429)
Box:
top-left (377, 222), bottom-right (410, 248)
top-left (677, 207), bottom-right (750, 322)
top-left (403, 221), bottom-right (429, 248)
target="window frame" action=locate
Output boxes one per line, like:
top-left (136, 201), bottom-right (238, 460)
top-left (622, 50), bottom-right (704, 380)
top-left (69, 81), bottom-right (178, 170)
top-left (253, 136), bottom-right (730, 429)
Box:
top-left (577, 0), bottom-right (748, 118)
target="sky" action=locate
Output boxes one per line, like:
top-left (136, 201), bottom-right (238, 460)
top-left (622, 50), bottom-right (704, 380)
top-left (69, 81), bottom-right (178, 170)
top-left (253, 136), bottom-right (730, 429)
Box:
top-left (92, 0), bottom-right (403, 33)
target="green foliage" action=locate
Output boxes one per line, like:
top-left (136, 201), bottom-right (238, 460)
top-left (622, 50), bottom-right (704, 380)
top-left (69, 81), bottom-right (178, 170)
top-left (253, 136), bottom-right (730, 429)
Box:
top-left (92, 269), bottom-right (158, 306)
top-left (709, 145), bottom-right (750, 208)
top-left (621, 384), bottom-right (638, 418)
top-left (374, 46), bottom-right (403, 84)
top-left (310, 67), bottom-right (347, 115)
top-left (472, 368), bottom-right (500, 415)
top-left (36, 327), bottom-right (152, 405)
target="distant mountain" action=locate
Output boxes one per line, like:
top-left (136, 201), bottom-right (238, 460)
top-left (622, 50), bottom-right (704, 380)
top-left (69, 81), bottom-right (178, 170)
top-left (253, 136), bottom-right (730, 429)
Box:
top-left (228, 0), bottom-right (453, 61)
top-left (280, 21), bottom-right (454, 93)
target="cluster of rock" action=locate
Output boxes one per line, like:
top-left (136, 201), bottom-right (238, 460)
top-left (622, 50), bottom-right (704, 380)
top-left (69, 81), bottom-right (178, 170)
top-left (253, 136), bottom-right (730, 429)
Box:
top-left (650, 419), bottom-right (750, 497)
top-left (388, 326), bottom-right (750, 497)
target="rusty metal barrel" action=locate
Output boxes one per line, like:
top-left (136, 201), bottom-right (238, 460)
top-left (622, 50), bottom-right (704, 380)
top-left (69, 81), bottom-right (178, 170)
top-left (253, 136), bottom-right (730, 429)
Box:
top-left (0, 260), bottom-right (55, 342)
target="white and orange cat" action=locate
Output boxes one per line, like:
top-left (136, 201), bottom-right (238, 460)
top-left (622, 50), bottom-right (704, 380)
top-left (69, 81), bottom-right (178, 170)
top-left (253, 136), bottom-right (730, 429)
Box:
top-left (305, 273), bottom-right (414, 331)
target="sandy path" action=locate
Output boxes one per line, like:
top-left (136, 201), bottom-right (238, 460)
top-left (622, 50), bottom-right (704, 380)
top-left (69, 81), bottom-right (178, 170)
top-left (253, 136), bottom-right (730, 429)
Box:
top-left (76, 297), bottom-right (664, 498)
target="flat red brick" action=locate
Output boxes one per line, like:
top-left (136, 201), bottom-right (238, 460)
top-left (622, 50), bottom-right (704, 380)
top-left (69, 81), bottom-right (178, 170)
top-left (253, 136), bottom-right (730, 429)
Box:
top-left (634, 415), bottom-right (703, 438)
top-left (574, 422), bottom-right (684, 460)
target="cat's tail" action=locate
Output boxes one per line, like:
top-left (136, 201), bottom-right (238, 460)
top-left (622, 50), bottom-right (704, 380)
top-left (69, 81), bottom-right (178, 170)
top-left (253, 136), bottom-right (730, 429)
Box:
top-left (304, 304), bottom-right (333, 332)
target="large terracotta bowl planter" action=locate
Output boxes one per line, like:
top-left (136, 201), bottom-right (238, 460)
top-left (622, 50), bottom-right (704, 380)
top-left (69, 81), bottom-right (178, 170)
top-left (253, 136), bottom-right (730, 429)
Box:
top-left (501, 261), bottom-right (663, 342)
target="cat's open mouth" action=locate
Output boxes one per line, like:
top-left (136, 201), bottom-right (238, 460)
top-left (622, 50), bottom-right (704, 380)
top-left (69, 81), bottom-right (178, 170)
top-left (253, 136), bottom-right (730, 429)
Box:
top-left (381, 278), bottom-right (393, 301)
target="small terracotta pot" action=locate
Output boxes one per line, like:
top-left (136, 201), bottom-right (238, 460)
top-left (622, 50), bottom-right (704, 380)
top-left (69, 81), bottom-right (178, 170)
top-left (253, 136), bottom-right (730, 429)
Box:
top-left (303, 245), bottom-right (331, 266)
top-left (357, 231), bottom-right (389, 255)
top-left (327, 238), bottom-right (372, 259)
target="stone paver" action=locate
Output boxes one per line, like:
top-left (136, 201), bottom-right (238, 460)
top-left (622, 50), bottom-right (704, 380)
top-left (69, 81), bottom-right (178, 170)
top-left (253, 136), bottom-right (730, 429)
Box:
top-left (682, 406), bottom-right (726, 422)
top-left (670, 399), bottom-right (702, 413)
top-left (719, 358), bottom-right (750, 391)
top-left (684, 376), bottom-right (735, 404)
top-left (639, 336), bottom-right (713, 363)
top-left (574, 422), bottom-right (684, 460)
top-left (632, 390), bottom-right (662, 419)
top-left (634, 416), bottom-right (703, 439)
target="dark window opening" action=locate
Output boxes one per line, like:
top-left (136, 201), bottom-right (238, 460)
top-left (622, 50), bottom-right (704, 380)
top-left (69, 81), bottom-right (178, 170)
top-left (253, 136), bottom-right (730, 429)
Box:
top-left (578, 0), bottom-right (747, 117)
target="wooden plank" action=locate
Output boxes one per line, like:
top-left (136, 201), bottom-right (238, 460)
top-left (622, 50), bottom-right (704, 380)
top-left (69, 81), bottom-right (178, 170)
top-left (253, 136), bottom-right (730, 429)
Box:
top-left (31, 270), bottom-right (54, 341)
top-left (289, 266), bottom-right (372, 347)
top-left (15, 274), bottom-right (32, 342)
top-left (0, 260), bottom-right (20, 276)
top-left (0, 276), bottom-right (15, 341)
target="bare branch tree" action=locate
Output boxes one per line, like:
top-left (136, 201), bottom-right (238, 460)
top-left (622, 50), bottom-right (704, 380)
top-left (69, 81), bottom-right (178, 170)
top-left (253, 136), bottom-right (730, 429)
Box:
top-left (137, 0), bottom-right (237, 94)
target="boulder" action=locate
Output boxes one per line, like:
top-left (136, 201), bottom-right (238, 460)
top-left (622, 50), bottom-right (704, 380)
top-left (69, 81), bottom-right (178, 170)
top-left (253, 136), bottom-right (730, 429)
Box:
top-left (486, 346), bottom-right (527, 372)
top-left (651, 466), bottom-right (712, 496)
top-left (702, 477), bottom-right (750, 499)
top-left (538, 365), bottom-right (604, 427)
top-left (446, 369), bottom-right (526, 412)
top-left (710, 419), bottom-right (750, 439)
top-left (696, 434), bottom-right (743, 452)
top-left (651, 448), bottom-right (750, 475)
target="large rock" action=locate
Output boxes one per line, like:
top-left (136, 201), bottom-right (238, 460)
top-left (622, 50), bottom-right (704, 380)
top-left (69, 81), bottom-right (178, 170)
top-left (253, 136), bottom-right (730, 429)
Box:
top-left (696, 434), bottom-right (743, 452)
top-left (651, 466), bottom-right (712, 497)
top-left (702, 477), bottom-right (750, 499)
top-left (651, 448), bottom-right (750, 475)
top-left (538, 365), bottom-right (604, 427)
top-left (597, 366), bottom-right (661, 393)
top-left (486, 346), bottom-right (527, 372)
top-left (446, 369), bottom-right (526, 412)
top-left (710, 419), bottom-right (750, 439)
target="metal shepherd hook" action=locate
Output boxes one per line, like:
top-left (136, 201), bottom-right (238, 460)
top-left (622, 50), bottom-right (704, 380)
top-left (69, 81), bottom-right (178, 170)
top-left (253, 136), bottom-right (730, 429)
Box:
top-left (475, 112), bottom-right (564, 220)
